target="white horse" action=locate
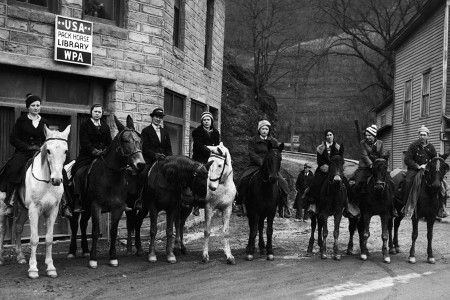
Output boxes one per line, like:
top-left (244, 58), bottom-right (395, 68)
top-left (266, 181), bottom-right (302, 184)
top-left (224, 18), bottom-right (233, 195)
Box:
top-left (202, 142), bottom-right (237, 265)
top-left (0, 125), bottom-right (70, 279)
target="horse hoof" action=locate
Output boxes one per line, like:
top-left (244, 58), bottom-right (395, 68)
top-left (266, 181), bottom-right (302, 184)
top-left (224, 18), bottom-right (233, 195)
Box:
top-left (267, 254), bottom-right (274, 261)
top-left (126, 250), bottom-right (133, 257)
top-left (202, 255), bottom-right (209, 263)
top-left (89, 260), bottom-right (98, 269)
top-left (260, 249), bottom-right (267, 255)
top-left (67, 253), bottom-right (76, 259)
top-left (395, 247), bottom-right (401, 253)
top-left (181, 248), bottom-right (187, 255)
top-left (384, 256), bottom-right (391, 264)
top-left (334, 254), bottom-right (341, 261)
top-left (167, 256), bottom-right (176, 264)
top-left (428, 257), bottom-right (436, 264)
top-left (17, 258), bottom-right (27, 265)
top-left (245, 254), bottom-right (254, 261)
top-left (360, 254), bottom-right (367, 261)
top-left (82, 252), bottom-right (90, 258)
top-left (136, 249), bottom-right (144, 257)
top-left (321, 253), bottom-right (327, 259)
top-left (408, 256), bottom-right (416, 264)
top-left (346, 249), bottom-right (353, 255)
top-left (109, 259), bottom-right (119, 267)
top-left (47, 270), bottom-right (58, 278)
top-left (389, 248), bottom-right (396, 255)
top-left (227, 257), bottom-right (236, 265)
top-left (148, 255), bottom-right (157, 263)
top-left (28, 270), bottom-right (39, 279)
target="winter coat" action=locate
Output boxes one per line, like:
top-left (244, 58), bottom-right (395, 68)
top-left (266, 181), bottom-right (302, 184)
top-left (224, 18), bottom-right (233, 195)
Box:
top-left (358, 139), bottom-right (384, 168)
top-left (141, 124), bottom-right (172, 165)
top-left (404, 139), bottom-right (437, 170)
top-left (248, 136), bottom-right (279, 167)
top-left (192, 125), bottom-right (220, 164)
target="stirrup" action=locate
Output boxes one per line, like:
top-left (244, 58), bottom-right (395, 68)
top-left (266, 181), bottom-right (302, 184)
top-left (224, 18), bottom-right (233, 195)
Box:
top-left (60, 206), bottom-right (73, 218)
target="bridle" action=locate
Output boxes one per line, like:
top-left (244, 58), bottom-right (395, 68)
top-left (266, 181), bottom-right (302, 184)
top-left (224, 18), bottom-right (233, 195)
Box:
top-left (115, 128), bottom-right (142, 159)
top-left (370, 158), bottom-right (388, 190)
top-left (424, 158), bottom-right (445, 188)
top-left (208, 152), bottom-right (227, 183)
top-left (31, 138), bottom-right (68, 183)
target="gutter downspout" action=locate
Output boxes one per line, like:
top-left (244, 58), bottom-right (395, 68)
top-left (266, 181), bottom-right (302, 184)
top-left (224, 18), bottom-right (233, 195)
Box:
top-left (441, 1), bottom-right (450, 154)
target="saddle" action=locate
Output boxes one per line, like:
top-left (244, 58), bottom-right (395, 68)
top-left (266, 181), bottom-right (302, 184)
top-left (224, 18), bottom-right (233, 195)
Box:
top-left (147, 161), bottom-right (170, 190)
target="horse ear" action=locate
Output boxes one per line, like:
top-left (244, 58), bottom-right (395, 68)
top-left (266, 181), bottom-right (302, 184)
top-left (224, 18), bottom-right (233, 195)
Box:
top-left (440, 153), bottom-right (449, 161)
top-left (278, 143), bottom-right (284, 152)
top-left (61, 125), bottom-right (71, 139)
top-left (126, 115), bottom-right (135, 130)
top-left (217, 147), bottom-right (223, 156)
top-left (444, 162), bottom-right (450, 174)
top-left (114, 115), bottom-right (125, 132)
top-left (205, 160), bottom-right (213, 170)
top-left (44, 124), bottom-right (51, 138)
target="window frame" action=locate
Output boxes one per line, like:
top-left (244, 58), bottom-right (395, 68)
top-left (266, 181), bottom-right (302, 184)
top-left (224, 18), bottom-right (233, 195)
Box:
top-left (380, 113), bottom-right (386, 127)
top-left (204, 0), bottom-right (214, 70)
top-left (420, 71), bottom-right (431, 118)
top-left (163, 89), bottom-right (186, 155)
top-left (7, 0), bottom-right (58, 13)
top-left (83, 0), bottom-right (125, 27)
top-left (403, 79), bottom-right (412, 123)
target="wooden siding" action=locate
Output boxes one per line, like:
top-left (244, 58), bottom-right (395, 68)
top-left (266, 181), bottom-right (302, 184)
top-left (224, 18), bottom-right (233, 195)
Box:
top-left (376, 103), bottom-right (394, 169)
top-left (393, 4), bottom-right (446, 169)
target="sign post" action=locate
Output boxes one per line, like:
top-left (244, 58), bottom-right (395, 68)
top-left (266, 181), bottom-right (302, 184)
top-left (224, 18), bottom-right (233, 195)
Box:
top-left (54, 15), bottom-right (93, 66)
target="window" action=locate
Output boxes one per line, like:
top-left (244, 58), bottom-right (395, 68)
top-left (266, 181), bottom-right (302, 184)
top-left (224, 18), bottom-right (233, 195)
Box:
top-left (403, 80), bottom-right (412, 122)
top-left (84, 0), bottom-right (123, 26)
top-left (164, 89), bottom-right (186, 155)
top-left (189, 100), bottom-right (206, 157)
top-left (421, 71), bottom-right (430, 117)
top-left (204, 0), bottom-right (214, 69)
top-left (8, 0), bottom-right (58, 12)
top-left (173, 0), bottom-right (185, 49)
top-left (380, 113), bottom-right (386, 127)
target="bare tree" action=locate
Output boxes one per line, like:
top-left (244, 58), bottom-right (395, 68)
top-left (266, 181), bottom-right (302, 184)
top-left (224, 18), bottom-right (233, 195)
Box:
top-left (313, 0), bottom-right (424, 98)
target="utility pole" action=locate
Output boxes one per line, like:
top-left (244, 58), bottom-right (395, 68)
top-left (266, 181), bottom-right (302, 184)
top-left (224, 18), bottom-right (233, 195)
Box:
top-left (291, 81), bottom-right (297, 151)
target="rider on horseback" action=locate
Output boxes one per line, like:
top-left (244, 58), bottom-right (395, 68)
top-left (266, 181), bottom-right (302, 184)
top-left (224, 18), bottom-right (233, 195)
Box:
top-left (353, 125), bottom-right (398, 217)
top-left (234, 120), bottom-right (291, 218)
top-left (0, 94), bottom-right (71, 218)
top-left (70, 104), bottom-right (112, 213)
top-left (403, 125), bottom-right (448, 218)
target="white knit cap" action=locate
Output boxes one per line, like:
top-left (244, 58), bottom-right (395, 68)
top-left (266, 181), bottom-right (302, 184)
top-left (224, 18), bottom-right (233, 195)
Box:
top-left (418, 125), bottom-right (430, 135)
top-left (258, 120), bottom-right (271, 131)
top-left (201, 111), bottom-right (213, 121)
top-left (366, 124), bottom-right (377, 137)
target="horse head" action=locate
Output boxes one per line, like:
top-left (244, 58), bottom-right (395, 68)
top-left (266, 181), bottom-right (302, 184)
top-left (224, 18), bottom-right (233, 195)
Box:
top-left (114, 115), bottom-right (145, 174)
top-left (371, 151), bottom-right (390, 190)
top-left (262, 142), bottom-right (284, 184)
top-left (424, 157), bottom-right (450, 189)
top-left (328, 144), bottom-right (344, 185)
top-left (206, 142), bottom-right (232, 191)
top-left (42, 125), bottom-right (70, 186)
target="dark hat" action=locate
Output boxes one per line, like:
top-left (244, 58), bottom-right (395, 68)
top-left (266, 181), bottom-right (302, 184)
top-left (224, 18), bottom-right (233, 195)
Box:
top-left (304, 163), bottom-right (312, 168)
top-left (150, 108), bottom-right (165, 117)
top-left (323, 128), bottom-right (334, 138)
top-left (25, 93), bottom-right (41, 108)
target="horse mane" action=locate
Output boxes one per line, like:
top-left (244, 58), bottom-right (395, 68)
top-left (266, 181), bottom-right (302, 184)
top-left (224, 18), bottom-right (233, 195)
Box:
top-left (161, 156), bottom-right (202, 190)
top-left (40, 143), bottom-right (47, 166)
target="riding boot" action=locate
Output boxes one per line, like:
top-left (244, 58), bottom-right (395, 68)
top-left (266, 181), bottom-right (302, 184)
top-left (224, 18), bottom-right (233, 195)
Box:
top-left (234, 193), bottom-right (246, 217)
top-left (3, 186), bottom-right (18, 218)
top-left (72, 194), bottom-right (84, 213)
top-left (302, 209), bottom-right (309, 222)
top-left (438, 202), bottom-right (449, 218)
top-left (59, 191), bottom-right (73, 218)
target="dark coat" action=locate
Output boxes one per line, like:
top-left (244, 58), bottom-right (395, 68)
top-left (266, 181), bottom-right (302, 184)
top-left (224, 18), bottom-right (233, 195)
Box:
top-left (404, 139), bottom-right (437, 170)
top-left (0, 115), bottom-right (48, 189)
top-left (294, 169), bottom-right (314, 210)
top-left (71, 119), bottom-right (112, 176)
top-left (248, 136), bottom-right (279, 167)
top-left (142, 124), bottom-right (172, 164)
top-left (192, 125), bottom-right (220, 164)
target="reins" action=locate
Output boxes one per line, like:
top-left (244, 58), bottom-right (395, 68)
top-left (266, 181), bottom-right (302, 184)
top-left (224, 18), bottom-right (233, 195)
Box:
top-left (31, 137), bottom-right (68, 183)
top-left (208, 152), bottom-right (227, 183)
top-left (101, 128), bottom-right (142, 172)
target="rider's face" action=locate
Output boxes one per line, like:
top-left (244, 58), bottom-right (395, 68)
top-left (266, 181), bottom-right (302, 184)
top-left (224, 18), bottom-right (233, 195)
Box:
top-left (28, 101), bottom-right (41, 116)
top-left (419, 132), bottom-right (428, 143)
top-left (325, 132), bottom-right (334, 143)
top-left (259, 126), bottom-right (269, 137)
top-left (365, 132), bottom-right (375, 143)
top-left (152, 115), bottom-right (163, 126)
top-left (91, 107), bottom-right (103, 120)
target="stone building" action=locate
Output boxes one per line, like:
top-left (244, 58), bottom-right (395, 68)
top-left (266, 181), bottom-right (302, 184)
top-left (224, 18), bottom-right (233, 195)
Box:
top-left (0, 0), bottom-right (225, 237)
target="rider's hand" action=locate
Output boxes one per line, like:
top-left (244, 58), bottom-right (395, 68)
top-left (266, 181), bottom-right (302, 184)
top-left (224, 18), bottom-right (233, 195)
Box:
top-left (92, 149), bottom-right (103, 157)
top-left (28, 145), bottom-right (40, 151)
top-left (155, 153), bottom-right (166, 160)
top-left (419, 164), bottom-right (426, 170)
top-left (320, 164), bottom-right (329, 173)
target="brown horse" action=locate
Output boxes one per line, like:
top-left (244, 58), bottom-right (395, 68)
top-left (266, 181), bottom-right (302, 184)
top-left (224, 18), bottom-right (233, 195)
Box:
top-left (408, 157), bottom-right (449, 264)
top-left (307, 148), bottom-right (347, 260)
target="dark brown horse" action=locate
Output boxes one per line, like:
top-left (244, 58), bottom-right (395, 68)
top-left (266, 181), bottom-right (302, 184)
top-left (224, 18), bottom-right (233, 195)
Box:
top-left (408, 157), bottom-right (449, 264)
top-left (134, 156), bottom-right (211, 263)
top-left (67, 115), bottom-right (145, 269)
top-left (245, 143), bottom-right (284, 261)
top-left (347, 154), bottom-right (394, 263)
top-left (307, 148), bottom-right (347, 260)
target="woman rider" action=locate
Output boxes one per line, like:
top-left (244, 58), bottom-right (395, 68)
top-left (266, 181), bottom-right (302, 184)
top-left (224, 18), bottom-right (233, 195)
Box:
top-left (0, 93), bottom-right (71, 218)
top-left (234, 120), bottom-right (291, 218)
top-left (70, 104), bottom-right (112, 212)
top-left (191, 111), bottom-right (220, 216)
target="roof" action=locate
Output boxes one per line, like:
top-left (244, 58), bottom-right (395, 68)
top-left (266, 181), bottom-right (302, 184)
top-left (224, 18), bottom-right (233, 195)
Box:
top-left (377, 124), bottom-right (393, 136)
top-left (371, 94), bottom-right (393, 113)
top-left (388, 0), bottom-right (446, 50)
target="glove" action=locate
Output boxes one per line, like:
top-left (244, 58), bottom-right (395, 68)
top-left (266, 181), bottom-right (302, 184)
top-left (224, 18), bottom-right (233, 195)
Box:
top-left (155, 153), bottom-right (166, 160)
top-left (92, 149), bottom-right (103, 157)
top-left (320, 164), bottom-right (329, 173)
top-left (28, 145), bottom-right (40, 151)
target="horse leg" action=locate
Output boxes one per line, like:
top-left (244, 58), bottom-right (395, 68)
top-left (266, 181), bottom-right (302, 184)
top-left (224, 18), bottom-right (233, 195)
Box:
top-left (0, 212), bottom-right (4, 266)
top-left (319, 215), bottom-right (328, 259)
top-left (174, 206), bottom-right (189, 256)
top-left (266, 215), bottom-right (275, 261)
top-left (108, 209), bottom-right (123, 267)
top-left (44, 208), bottom-right (59, 278)
top-left (409, 217), bottom-right (419, 264)
top-left (333, 212), bottom-right (342, 260)
top-left (393, 216), bottom-right (403, 253)
top-left (27, 207), bottom-right (40, 279)
top-left (360, 214), bottom-right (371, 261)
top-left (125, 210), bottom-right (134, 256)
top-left (165, 210), bottom-right (176, 264)
top-left (80, 211), bottom-right (91, 257)
top-left (426, 217), bottom-right (436, 264)
top-left (134, 208), bottom-right (147, 256)
top-left (67, 212), bottom-right (80, 258)
top-left (307, 215), bottom-right (316, 254)
top-left (148, 208), bottom-right (158, 263)
top-left (88, 206), bottom-right (101, 269)
top-left (222, 205), bottom-right (235, 265)
top-left (14, 208), bottom-right (28, 265)
top-left (202, 204), bottom-right (213, 263)
top-left (388, 217), bottom-right (395, 254)
top-left (347, 217), bottom-right (357, 255)
top-left (258, 216), bottom-right (266, 255)
top-left (246, 214), bottom-right (258, 261)
top-left (380, 214), bottom-right (390, 264)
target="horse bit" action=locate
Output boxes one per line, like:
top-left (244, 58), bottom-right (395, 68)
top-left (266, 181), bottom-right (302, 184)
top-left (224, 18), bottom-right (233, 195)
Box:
top-left (208, 152), bottom-right (228, 183)
top-left (31, 137), bottom-right (68, 183)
